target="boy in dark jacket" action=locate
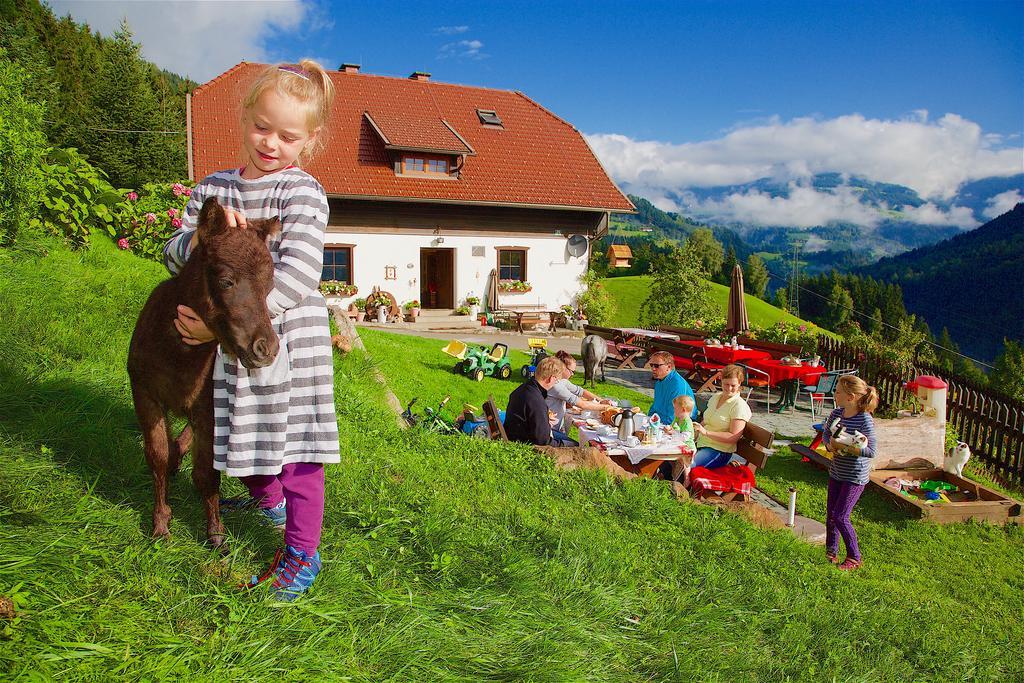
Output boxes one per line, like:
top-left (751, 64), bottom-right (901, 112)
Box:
top-left (505, 356), bottom-right (566, 446)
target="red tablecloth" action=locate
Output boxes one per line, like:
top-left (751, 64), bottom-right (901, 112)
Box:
top-left (702, 345), bottom-right (772, 365)
top-left (748, 359), bottom-right (825, 387)
top-left (679, 340), bottom-right (706, 348)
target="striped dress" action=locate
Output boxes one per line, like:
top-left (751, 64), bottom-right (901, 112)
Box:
top-left (163, 167), bottom-right (340, 477)
top-left (821, 408), bottom-right (877, 485)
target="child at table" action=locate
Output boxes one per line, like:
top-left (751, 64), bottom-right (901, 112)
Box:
top-left (668, 394), bottom-right (696, 452)
top-left (821, 375), bottom-right (878, 571)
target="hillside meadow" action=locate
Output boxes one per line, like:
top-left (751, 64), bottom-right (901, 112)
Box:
top-left (599, 275), bottom-right (813, 330)
top-left (0, 236), bottom-right (1021, 681)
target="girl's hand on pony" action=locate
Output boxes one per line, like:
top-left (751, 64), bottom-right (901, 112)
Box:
top-left (175, 305), bottom-right (215, 345)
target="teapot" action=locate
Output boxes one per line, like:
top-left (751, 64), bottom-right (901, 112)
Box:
top-left (613, 406), bottom-right (640, 442)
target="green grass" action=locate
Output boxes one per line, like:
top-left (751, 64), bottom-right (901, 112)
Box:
top-left (600, 275), bottom-right (814, 329)
top-left (0, 236), bottom-right (1021, 680)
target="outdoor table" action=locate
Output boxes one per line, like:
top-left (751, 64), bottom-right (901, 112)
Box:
top-left (503, 310), bottom-right (560, 334)
top-left (702, 345), bottom-right (772, 365)
top-left (617, 328), bottom-right (681, 341)
top-left (573, 418), bottom-right (694, 479)
top-left (748, 359), bottom-right (825, 412)
top-left (679, 340), bottom-right (706, 348)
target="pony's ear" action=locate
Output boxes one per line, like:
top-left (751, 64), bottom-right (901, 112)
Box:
top-left (250, 216), bottom-right (281, 243)
top-left (197, 197), bottom-right (227, 244)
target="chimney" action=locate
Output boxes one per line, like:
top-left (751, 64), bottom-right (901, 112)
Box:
top-left (409, 71), bottom-right (431, 82)
top-left (340, 63), bottom-right (361, 74)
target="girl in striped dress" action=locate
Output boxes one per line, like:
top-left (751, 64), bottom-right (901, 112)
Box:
top-left (821, 375), bottom-right (879, 571)
top-left (163, 60), bottom-right (339, 600)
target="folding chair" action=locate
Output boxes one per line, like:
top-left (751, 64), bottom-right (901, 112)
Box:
top-left (737, 363), bottom-right (771, 410)
top-left (482, 395), bottom-right (508, 442)
top-left (801, 369), bottom-right (856, 418)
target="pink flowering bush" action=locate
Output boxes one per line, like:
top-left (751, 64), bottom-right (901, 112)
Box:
top-left (116, 180), bottom-right (194, 261)
top-left (117, 237), bottom-right (130, 250)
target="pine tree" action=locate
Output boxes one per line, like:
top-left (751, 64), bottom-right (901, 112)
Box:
top-left (773, 286), bottom-right (788, 312)
top-left (824, 282), bottom-right (853, 331)
top-left (992, 339), bottom-right (1024, 401)
top-left (744, 253), bottom-right (770, 299)
top-left (721, 245), bottom-right (737, 285)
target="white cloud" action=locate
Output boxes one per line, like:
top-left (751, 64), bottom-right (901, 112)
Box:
top-left (438, 38), bottom-right (485, 60)
top-left (900, 203), bottom-right (979, 229)
top-left (682, 183), bottom-right (885, 229)
top-left (982, 189), bottom-right (1024, 219)
top-left (434, 25), bottom-right (470, 35)
top-left (48, 1), bottom-right (315, 83)
top-left (587, 112), bottom-right (1024, 201)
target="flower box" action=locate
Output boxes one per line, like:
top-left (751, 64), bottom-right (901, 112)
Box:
top-left (319, 281), bottom-right (358, 297)
top-left (498, 280), bottom-right (532, 293)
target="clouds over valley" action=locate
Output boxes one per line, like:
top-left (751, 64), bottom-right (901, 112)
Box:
top-left (587, 113), bottom-right (1023, 230)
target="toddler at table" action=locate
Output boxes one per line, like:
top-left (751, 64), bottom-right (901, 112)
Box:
top-left (669, 394), bottom-right (697, 452)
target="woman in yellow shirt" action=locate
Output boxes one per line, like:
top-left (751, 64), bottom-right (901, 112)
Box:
top-left (692, 364), bottom-right (752, 469)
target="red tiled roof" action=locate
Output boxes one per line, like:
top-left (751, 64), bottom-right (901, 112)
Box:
top-left (189, 63), bottom-right (634, 212)
top-left (364, 111), bottom-right (473, 155)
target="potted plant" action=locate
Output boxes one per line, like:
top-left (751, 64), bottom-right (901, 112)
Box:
top-left (352, 298), bottom-right (367, 322)
top-left (454, 305), bottom-right (470, 315)
top-left (403, 299), bottom-right (421, 320)
top-left (465, 295), bottom-right (480, 320)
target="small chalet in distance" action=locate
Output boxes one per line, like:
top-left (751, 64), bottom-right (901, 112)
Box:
top-left (187, 63), bottom-right (635, 312)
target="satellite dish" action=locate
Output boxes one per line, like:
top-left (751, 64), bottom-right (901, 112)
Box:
top-left (566, 234), bottom-right (588, 257)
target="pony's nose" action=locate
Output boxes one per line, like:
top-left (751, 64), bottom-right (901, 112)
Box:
top-left (251, 336), bottom-right (277, 364)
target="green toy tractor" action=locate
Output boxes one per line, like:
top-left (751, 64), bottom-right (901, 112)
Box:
top-left (442, 340), bottom-right (513, 381)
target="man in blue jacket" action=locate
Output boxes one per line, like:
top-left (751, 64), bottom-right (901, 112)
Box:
top-left (647, 351), bottom-right (698, 424)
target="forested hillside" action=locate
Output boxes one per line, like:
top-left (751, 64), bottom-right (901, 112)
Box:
top-left (866, 203), bottom-right (1024, 361)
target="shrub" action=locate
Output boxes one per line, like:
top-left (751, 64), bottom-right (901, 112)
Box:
top-left (117, 181), bottom-right (193, 261)
top-left (0, 54), bottom-right (48, 245)
top-left (578, 270), bottom-right (616, 326)
top-left (747, 320), bottom-right (822, 355)
top-left (29, 148), bottom-right (126, 248)
top-left (639, 243), bottom-right (715, 328)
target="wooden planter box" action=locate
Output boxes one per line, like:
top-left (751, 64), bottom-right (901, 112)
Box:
top-left (868, 468), bottom-right (1021, 524)
top-left (792, 443), bottom-right (1021, 525)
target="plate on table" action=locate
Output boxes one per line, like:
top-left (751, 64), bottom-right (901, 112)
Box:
top-left (585, 418), bottom-right (601, 428)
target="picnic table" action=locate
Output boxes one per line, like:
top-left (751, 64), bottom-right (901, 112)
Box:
top-left (572, 416), bottom-right (694, 479)
top-left (747, 359), bottom-right (825, 412)
top-left (617, 328), bottom-right (680, 341)
top-left (496, 307), bottom-right (560, 334)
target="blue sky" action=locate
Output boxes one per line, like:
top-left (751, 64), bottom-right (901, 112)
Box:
top-left (51, 0), bottom-right (1024, 225)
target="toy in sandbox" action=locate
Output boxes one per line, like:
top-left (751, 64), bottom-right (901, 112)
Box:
top-left (520, 338), bottom-right (549, 378)
top-left (792, 374), bottom-right (1021, 524)
top-left (442, 340), bottom-right (513, 381)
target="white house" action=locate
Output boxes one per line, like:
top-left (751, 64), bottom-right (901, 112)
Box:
top-left (187, 63), bottom-right (634, 312)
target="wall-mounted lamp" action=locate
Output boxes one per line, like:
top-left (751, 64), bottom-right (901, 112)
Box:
top-left (433, 237), bottom-right (445, 245)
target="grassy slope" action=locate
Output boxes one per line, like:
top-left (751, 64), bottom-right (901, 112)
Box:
top-left (0, 237), bottom-right (1021, 680)
top-left (601, 275), bottom-right (813, 329)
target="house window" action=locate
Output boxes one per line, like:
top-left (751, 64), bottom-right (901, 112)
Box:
top-left (322, 246), bottom-right (353, 284)
top-left (497, 248), bottom-right (527, 281)
top-left (401, 154), bottom-right (450, 176)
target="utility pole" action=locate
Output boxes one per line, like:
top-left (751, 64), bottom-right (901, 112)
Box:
top-left (787, 242), bottom-right (802, 318)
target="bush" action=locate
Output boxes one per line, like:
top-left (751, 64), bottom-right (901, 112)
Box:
top-left (29, 148), bottom-right (126, 248)
top-left (577, 270), bottom-right (616, 326)
top-left (747, 320), bottom-right (822, 355)
top-left (117, 181), bottom-right (193, 261)
top-left (0, 54), bottom-right (48, 245)
top-left (639, 243), bottom-right (715, 328)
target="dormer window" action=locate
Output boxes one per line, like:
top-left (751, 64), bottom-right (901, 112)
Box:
top-left (477, 109), bottom-right (502, 127)
top-left (401, 154), bottom-right (451, 176)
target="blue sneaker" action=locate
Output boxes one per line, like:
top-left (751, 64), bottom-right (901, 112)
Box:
top-left (272, 545), bottom-right (321, 601)
top-left (243, 545), bottom-right (321, 601)
top-left (220, 496), bottom-right (287, 529)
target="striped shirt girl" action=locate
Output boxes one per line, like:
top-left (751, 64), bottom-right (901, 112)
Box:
top-left (163, 167), bottom-right (340, 477)
top-left (821, 407), bottom-right (876, 485)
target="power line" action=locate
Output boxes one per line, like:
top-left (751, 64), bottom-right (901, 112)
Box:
top-left (736, 253), bottom-right (997, 370)
top-left (43, 120), bottom-right (185, 135)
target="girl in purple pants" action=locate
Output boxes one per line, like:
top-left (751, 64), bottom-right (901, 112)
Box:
top-left (821, 375), bottom-right (879, 571)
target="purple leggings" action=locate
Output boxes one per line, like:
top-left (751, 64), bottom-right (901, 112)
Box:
top-left (826, 477), bottom-right (865, 561)
top-left (241, 462), bottom-right (325, 554)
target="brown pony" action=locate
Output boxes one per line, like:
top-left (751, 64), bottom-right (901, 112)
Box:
top-left (127, 197), bottom-right (280, 546)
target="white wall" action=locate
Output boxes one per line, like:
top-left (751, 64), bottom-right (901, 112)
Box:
top-left (324, 231), bottom-right (589, 309)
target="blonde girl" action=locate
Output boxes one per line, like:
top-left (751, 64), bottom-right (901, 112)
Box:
top-left (163, 60), bottom-right (338, 600)
top-left (821, 374), bottom-right (879, 571)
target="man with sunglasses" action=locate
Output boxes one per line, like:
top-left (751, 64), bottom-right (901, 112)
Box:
top-left (647, 351), bottom-right (698, 425)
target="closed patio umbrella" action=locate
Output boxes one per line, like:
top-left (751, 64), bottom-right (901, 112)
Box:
top-left (486, 268), bottom-right (499, 313)
top-left (726, 263), bottom-right (749, 335)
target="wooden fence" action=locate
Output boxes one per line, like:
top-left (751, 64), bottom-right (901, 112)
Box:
top-left (817, 336), bottom-right (1024, 485)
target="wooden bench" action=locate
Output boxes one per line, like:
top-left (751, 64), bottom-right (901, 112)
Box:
top-left (496, 304), bottom-right (556, 333)
top-left (737, 336), bottom-right (803, 360)
top-left (582, 324), bottom-right (646, 369)
top-left (690, 421), bottom-right (775, 502)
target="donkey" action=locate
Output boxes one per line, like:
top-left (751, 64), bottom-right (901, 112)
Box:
top-left (581, 334), bottom-right (607, 388)
top-left (127, 197), bottom-right (280, 546)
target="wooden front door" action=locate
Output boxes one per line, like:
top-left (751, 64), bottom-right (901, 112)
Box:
top-left (420, 248), bottom-right (455, 309)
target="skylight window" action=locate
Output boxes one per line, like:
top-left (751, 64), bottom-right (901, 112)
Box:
top-left (477, 109), bottom-right (502, 126)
